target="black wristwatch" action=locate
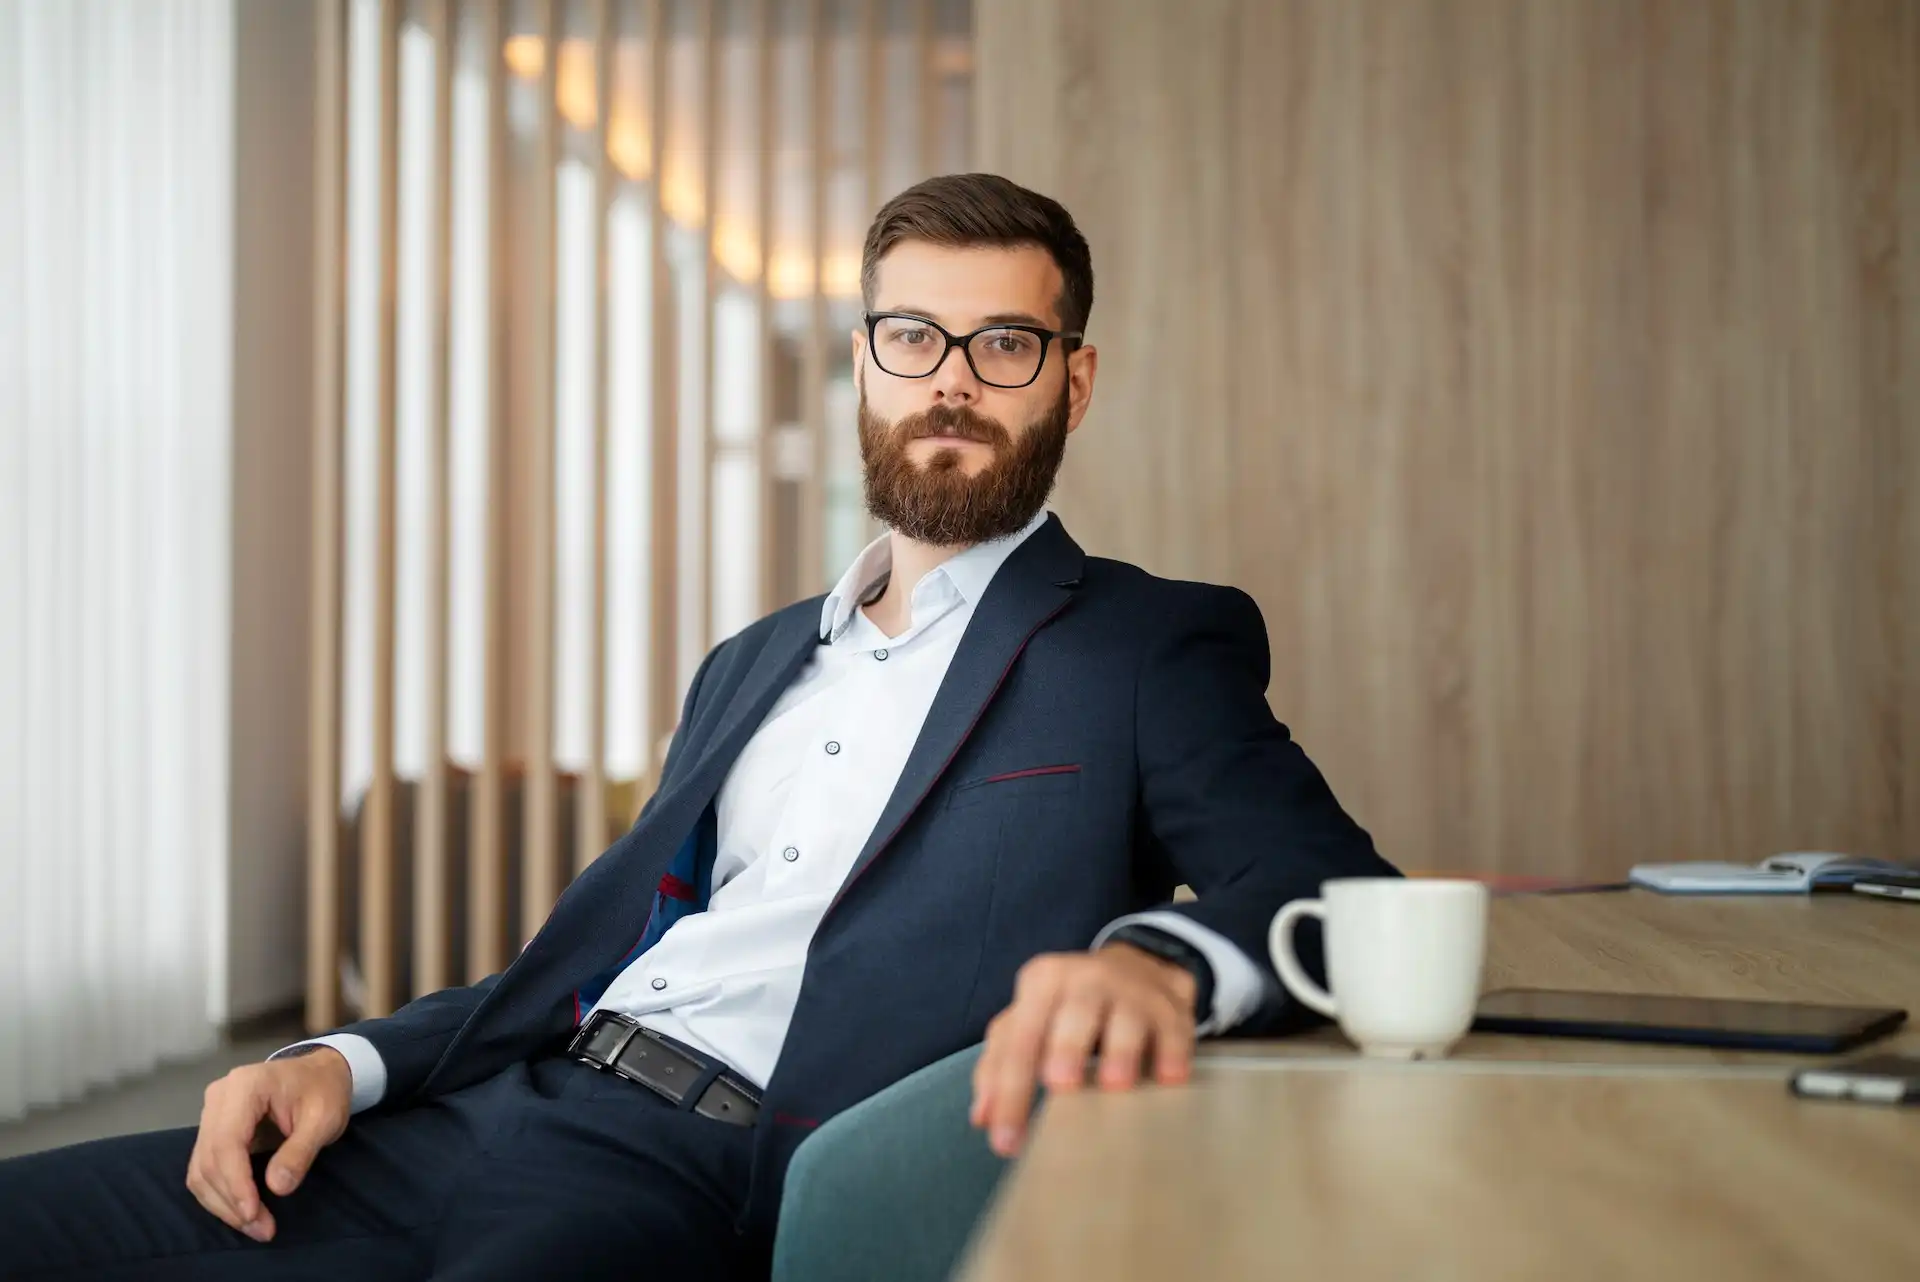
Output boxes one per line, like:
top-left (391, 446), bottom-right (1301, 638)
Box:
top-left (1102, 925), bottom-right (1216, 1023)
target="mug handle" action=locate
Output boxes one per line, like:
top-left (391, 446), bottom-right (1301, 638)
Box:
top-left (1268, 899), bottom-right (1338, 1018)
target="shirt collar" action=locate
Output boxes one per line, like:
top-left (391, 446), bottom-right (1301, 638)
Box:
top-left (818, 508), bottom-right (1052, 643)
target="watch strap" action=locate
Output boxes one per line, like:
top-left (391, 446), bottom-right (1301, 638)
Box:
top-left (1104, 924), bottom-right (1216, 1023)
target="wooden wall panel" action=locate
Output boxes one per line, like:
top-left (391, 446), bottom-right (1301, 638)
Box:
top-left (975, 0), bottom-right (1917, 879)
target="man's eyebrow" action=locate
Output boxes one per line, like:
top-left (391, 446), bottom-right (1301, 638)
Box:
top-left (978, 311), bottom-right (1056, 329)
top-left (874, 306), bottom-right (942, 325)
top-left (875, 306), bottom-right (1059, 330)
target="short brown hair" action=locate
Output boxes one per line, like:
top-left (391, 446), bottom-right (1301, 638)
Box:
top-left (860, 173), bottom-right (1094, 335)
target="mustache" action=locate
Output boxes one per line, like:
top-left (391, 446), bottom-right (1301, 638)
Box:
top-left (895, 404), bottom-right (1009, 445)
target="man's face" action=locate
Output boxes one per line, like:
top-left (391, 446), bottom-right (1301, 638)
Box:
top-left (854, 240), bottom-right (1098, 546)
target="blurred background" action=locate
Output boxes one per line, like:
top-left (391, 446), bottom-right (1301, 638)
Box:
top-left (1, 0), bottom-right (1913, 1127)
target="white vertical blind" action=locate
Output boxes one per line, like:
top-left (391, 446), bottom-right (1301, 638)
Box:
top-left (0, 0), bottom-right (234, 1121)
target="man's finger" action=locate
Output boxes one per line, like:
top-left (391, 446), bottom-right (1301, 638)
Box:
top-left (1038, 987), bottom-right (1105, 1091)
top-left (1094, 1004), bottom-right (1152, 1090)
top-left (242, 1204), bottom-right (277, 1242)
top-left (267, 1114), bottom-right (326, 1198)
top-left (984, 980), bottom-right (1066, 1156)
top-left (189, 1156), bottom-right (276, 1241)
top-left (975, 963), bottom-right (1057, 1130)
top-left (209, 1132), bottom-right (263, 1223)
top-left (187, 1120), bottom-right (246, 1231)
top-left (204, 1096), bottom-right (268, 1232)
top-left (1147, 992), bottom-right (1196, 1085)
top-left (983, 1008), bottom-right (1050, 1153)
top-left (969, 1016), bottom-right (1004, 1128)
top-left (185, 1163), bottom-right (245, 1232)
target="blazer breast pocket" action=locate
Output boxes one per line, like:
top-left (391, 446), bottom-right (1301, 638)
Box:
top-left (945, 763), bottom-right (1083, 811)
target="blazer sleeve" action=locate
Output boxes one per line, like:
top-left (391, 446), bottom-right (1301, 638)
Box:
top-left (322, 641), bottom-right (725, 1110)
top-left (1132, 584), bottom-right (1400, 1036)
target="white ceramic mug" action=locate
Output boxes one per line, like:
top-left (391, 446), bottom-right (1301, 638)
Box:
top-left (1267, 878), bottom-right (1489, 1060)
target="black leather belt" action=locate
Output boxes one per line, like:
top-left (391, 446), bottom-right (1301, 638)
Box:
top-left (566, 1010), bottom-right (761, 1126)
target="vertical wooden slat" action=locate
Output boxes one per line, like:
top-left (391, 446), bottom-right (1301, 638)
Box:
top-left (363, 0), bottom-right (404, 1019)
top-left (414, 0), bottom-right (456, 999)
top-left (755, 0), bottom-right (777, 615)
top-left (954, 0), bottom-right (973, 168)
top-left (862, 0), bottom-right (886, 542)
top-left (801, 0), bottom-right (828, 593)
top-left (917, 0), bottom-right (937, 176)
top-left (863, 0), bottom-right (883, 215)
top-left (470, 0), bottom-right (510, 982)
top-left (522, 0), bottom-right (562, 946)
top-left (306, 0), bottom-right (348, 1034)
top-left (646, 0), bottom-right (679, 762)
top-left (694, 0), bottom-right (717, 655)
top-left (577, 0), bottom-right (613, 876)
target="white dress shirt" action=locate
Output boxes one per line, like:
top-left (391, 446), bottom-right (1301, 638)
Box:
top-left (283, 509), bottom-right (1265, 1112)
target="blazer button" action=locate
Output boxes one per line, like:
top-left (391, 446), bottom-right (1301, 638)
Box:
top-left (825, 741), bottom-right (841, 755)
top-left (874, 648), bottom-right (889, 661)
top-left (782, 846), bottom-right (800, 862)
top-left (651, 977), bottom-right (667, 990)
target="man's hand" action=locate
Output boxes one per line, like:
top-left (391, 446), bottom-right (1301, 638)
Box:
top-left (185, 1046), bottom-right (353, 1242)
top-left (970, 943), bottom-right (1198, 1158)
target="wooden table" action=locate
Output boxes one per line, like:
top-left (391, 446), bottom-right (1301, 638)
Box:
top-left (958, 892), bottom-right (1920, 1282)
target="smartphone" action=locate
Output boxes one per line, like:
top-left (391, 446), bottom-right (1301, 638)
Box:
top-left (1790, 1054), bottom-right (1920, 1105)
top-left (1853, 871), bottom-right (1920, 903)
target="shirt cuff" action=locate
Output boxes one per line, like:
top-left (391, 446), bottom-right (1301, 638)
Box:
top-left (268, 1033), bottom-right (388, 1114)
top-left (1092, 911), bottom-right (1271, 1036)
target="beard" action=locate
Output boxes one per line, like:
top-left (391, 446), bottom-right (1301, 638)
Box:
top-left (858, 384), bottom-right (1070, 547)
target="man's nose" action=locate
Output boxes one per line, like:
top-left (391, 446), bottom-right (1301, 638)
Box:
top-left (925, 341), bottom-right (982, 405)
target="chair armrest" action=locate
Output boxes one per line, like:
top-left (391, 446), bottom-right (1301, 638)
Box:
top-left (773, 1043), bottom-right (1016, 1282)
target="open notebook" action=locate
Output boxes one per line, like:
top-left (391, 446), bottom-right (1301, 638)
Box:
top-left (1629, 852), bottom-right (1914, 895)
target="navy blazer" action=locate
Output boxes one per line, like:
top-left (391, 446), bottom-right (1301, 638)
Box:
top-left (330, 514), bottom-right (1396, 1234)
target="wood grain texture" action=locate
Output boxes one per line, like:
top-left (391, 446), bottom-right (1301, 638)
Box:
top-left (961, 1070), bottom-right (1920, 1282)
top-left (960, 892), bottom-right (1920, 1282)
top-left (363, 0), bottom-right (403, 1017)
top-left (414, 0), bottom-right (456, 998)
top-left (521, 0), bottom-right (562, 949)
top-left (646, 0), bottom-right (681, 765)
top-left (470, 0), bottom-right (512, 983)
top-left (576, 0), bottom-right (615, 880)
top-left (974, 0), bottom-right (1918, 880)
top-left (305, 0), bottom-right (347, 1032)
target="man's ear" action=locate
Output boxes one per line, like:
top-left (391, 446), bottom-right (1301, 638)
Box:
top-left (1065, 342), bottom-right (1098, 434)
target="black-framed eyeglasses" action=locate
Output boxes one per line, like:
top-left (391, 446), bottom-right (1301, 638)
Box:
top-left (863, 311), bottom-right (1083, 390)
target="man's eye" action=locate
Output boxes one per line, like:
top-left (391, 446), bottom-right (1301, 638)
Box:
top-left (889, 326), bottom-right (934, 345)
top-left (985, 331), bottom-right (1035, 355)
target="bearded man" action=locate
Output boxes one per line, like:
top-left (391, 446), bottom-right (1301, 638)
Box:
top-left (0, 172), bottom-right (1394, 1282)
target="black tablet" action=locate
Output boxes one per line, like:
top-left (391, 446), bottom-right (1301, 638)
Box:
top-left (1473, 988), bottom-right (1907, 1054)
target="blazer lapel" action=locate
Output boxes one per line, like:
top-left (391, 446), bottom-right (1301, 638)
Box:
top-left (648, 608), bottom-right (825, 843)
top-left (826, 514), bottom-right (1086, 917)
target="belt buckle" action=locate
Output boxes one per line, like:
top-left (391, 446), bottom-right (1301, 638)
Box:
top-left (568, 1010), bottom-right (641, 1068)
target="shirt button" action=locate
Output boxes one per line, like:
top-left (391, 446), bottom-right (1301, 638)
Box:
top-left (874, 648), bottom-right (889, 661)
top-left (650, 977), bottom-right (667, 991)
top-left (825, 741), bottom-right (841, 755)
top-left (782, 846), bottom-right (800, 862)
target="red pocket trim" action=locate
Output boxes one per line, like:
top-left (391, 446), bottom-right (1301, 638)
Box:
top-left (981, 763), bottom-right (1082, 785)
